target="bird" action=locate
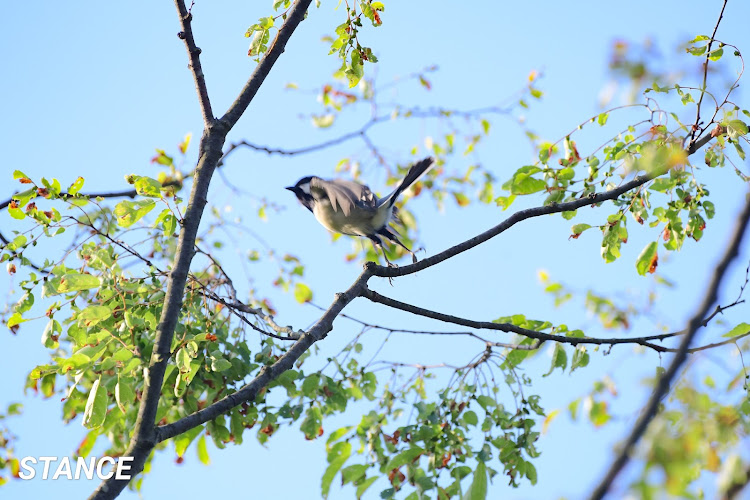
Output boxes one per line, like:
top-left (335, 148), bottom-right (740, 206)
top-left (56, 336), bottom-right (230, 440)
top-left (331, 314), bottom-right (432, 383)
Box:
top-left (286, 157), bottom-right (435, 267)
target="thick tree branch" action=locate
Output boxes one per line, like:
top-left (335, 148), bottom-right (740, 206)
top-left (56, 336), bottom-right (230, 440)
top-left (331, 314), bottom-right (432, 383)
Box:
top-left (588, 189), bottom-right (750, 500)
top-left (88, 116), bottom-right (227, 500)
top-left (156, 268), bottom-right (371, 441)
top-left (87, 1), bottom-right (313, 498)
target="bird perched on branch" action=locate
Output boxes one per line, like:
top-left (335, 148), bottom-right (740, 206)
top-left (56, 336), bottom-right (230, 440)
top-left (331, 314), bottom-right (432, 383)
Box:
top-left (286, 157), bottom-right (435, 266)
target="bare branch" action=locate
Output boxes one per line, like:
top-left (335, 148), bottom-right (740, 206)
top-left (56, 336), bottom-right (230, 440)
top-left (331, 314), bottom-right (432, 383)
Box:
top-left (588, 189), bottom-right (750, 500)
top-left (217, 104), bottom-right (512, 163)
top-left (688, 0), bottom-right (729, 150)
top-left (175, 1), bottom-right (214, 126)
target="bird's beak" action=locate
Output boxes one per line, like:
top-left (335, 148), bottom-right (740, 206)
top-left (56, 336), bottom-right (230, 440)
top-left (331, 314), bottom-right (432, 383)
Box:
top-left (285, 186), bottom-right (295, 192)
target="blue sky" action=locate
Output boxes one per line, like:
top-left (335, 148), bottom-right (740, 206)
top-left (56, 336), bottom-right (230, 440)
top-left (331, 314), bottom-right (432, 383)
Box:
top-left (2, 1), bottom-right (749, 499)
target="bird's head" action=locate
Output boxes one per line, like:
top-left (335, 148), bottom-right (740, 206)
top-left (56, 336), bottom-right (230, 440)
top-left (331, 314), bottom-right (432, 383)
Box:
top-left (285, 176), bottom-right (316, 212)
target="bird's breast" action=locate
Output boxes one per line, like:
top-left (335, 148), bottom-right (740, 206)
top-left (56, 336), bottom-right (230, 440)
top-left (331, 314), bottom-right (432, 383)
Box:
top-left (312, 200), bottom-right (392, 237)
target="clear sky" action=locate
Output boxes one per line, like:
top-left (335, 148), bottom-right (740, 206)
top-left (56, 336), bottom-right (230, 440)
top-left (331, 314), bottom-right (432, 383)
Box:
top-left (1, 1), bottom-right (749, 499)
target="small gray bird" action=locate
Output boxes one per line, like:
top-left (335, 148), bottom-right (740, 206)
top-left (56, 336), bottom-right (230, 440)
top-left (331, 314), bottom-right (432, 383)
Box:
top-left (286, 157), bottom-right (435, 266)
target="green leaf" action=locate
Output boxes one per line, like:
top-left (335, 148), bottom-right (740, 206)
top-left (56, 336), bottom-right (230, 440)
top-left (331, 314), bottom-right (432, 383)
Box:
top-left (55, 272), bottom-right (100, 294)
top-left (649, 178), bottom-right (676, 192)
top-left (41, 319), bottom-right (61, 348)
top-left (83, 377), bottom-right (108, 428)
top-left (525, 462), bottom-right (538, 485)
top-left (723, 323), bottom-right (750, 339)
top-left (114, 199), bottom-right (156, 228)
top-left (174, 426), bottom-right (203, 458)
top-left (301, 406), bottom-right (323, 439)
top-left (345, 50), bottom-right (365, 88)
top-left (327, 426), bottom-right (353, 444)
top-left (67, 176), bottom-right (85, 195)
top-left (40, 373), bottom-right (55, 397)
top-left (571, 223), bottom-right (592, 237)
top-left (77, 305), bottom-right (111, 327)
top-left (211, 357), bottom-right (232, 372)
top-left (589, 400), bottom-right (611, 427)
top-left (544, 344), bottom-right (567, 376)
top-left (302, 373), bottom-right (320, 398)
top-left (8, 205), bottom-right (25, 220)
top-left (14, 292), bottom-right (34, 314)
top-left (597, 113), bottom-right (608, 126)
top-left (322, 442), bottom-right (351, 498)
top-left (356, 476), bottom-right (378, 499)
top-left (13, 188), bottom-right (37, 208)
top-left (703, 200), bottom-right (715, 219)
top-left (476, 395), bottom-right (497, 409)
top-left (462, 461), bottom-right (487, 500)
top-left (635, 241), bottom-right (658, 276)
top-left (385, 446), bottom-right (424, 471)
top-left (6, 234), bottom-right (27, 252)
top-left (727, 119), bottom-right (748, 140)
top-left (196, 435), bottom-right (210, 465)
top-left (341, 464), bottom-right (368, 485)
top-left (571, 347), bottom-right (589, 372)
top-left (176, 348), bottom-right (192, 373)
top-left (708, 47), bottom-right (723, 61)
top-left (294, 282), bottom-right (313, 303)
top-left (112, 347), bottom-right (133, 362)
top-left (211, 358), bottom-right (232, 372)
top-left (181, 361), bottom-right (201, 393)
top-left (134, 176), bottom-right (162, 197)
top-left (513, 177), bottom-right (546, 195)
top-left (7, 312), bottom-right (27, 329)
top-left (115, 374), bottom-right (135, 413)
top-left (462, 410), bottom-right (478, 426)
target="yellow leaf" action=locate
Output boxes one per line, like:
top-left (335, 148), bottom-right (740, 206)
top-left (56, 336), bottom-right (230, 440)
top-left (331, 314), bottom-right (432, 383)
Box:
top-left (542, 409), bottom-right (560, 434)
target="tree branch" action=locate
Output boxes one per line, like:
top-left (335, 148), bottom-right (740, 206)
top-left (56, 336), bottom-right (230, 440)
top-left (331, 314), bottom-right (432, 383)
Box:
top-left (218, 105), bottom-right (512, 161)
top-left (361, 288), bottom-right (737, 353)
top-left (156, 268), bottom-right (370, 441)
top-left (175, 0), bottom-right (214, 126)
top-left (220, 1), bottom-right (313, 130)
top-left (688, 0), bottom-right (728, 150)
top-left (588, 189), bottom-right (750, 500)
top-left (87, 1), bottom-right (313, 498)
top-left (368, 134), bottom-right (715, 280)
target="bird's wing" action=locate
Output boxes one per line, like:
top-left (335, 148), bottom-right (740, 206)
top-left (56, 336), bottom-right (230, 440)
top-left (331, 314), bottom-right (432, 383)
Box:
top-left (312, 178), bottom-right (378, 216)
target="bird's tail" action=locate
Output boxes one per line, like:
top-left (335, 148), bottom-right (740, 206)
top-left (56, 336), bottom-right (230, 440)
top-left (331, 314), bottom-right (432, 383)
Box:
top-left (380, 157), bottom-right (435, 208)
